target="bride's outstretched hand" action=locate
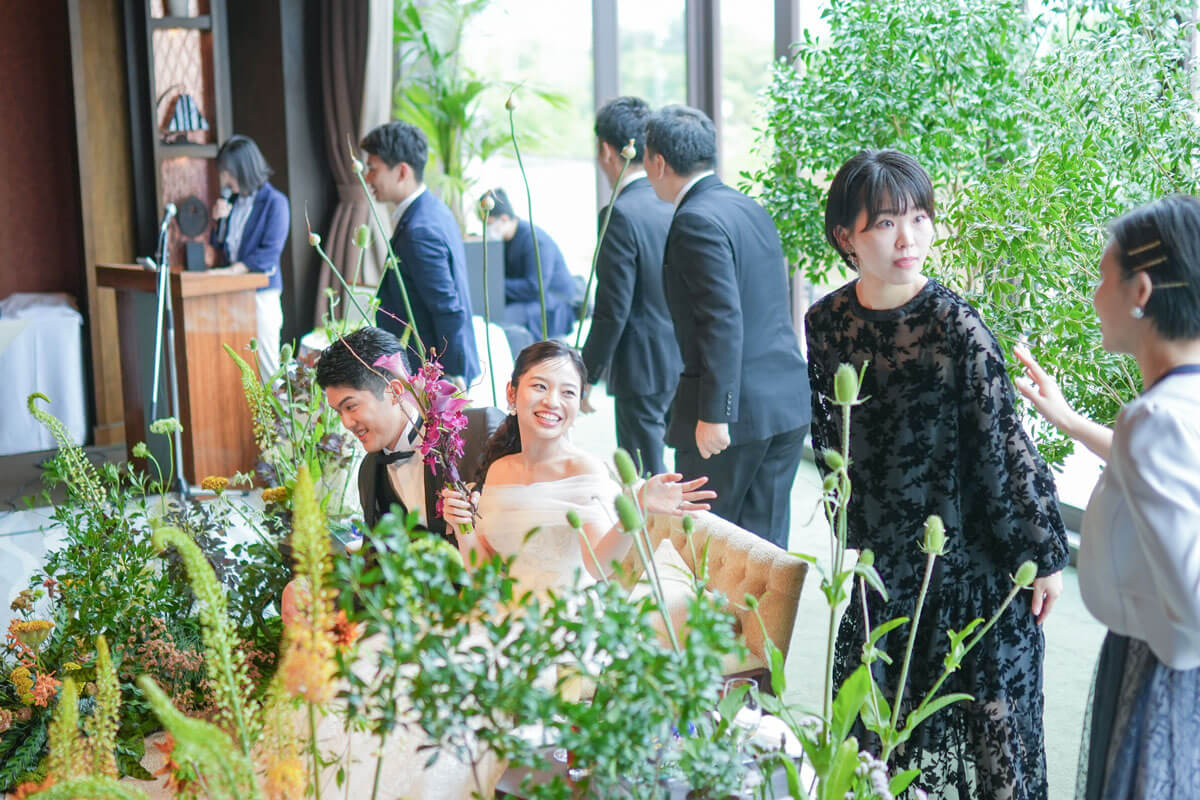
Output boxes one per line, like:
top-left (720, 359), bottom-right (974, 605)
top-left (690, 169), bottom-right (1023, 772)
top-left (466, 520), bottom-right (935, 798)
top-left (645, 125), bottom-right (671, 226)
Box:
top-left (640, 473), bottom-right (717, 516)
top-left (440, 486), bottom-right (479, 528)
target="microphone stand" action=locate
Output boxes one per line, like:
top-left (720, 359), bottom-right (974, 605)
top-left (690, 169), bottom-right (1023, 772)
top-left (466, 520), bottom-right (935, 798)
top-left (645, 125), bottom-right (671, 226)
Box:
top-left (148, 213), bottom-right (191, 501)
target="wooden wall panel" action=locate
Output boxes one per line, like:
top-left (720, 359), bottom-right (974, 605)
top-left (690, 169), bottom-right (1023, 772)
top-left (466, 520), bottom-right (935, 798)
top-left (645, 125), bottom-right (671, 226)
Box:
top-left (69, 0), bottom-right (139, 445)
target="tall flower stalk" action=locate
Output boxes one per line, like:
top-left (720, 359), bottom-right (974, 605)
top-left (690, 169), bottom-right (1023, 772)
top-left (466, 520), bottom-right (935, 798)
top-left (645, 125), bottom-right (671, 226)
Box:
top-left (505, 91), bottom-right (547, 340)
top-left (478, 193), bottom-right (498, 406)
top-left (575, 139), bottom-right (637, 348)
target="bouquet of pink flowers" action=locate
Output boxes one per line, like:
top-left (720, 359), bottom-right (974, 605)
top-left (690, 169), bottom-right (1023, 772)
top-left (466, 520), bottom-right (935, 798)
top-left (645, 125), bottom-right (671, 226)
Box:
top-left (372, 351), bottom-right (474, 532)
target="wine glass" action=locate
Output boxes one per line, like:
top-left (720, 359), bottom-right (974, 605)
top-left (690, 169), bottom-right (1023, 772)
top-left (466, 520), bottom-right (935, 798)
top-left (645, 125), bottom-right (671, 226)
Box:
top-left (723, 677), bottom-right (762, 738)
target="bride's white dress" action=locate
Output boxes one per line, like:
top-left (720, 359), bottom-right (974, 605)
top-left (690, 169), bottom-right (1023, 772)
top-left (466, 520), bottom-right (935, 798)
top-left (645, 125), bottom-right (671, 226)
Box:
top-left (318, 473), bottom-right (621, 799)
top-left (475, 473), bottom-right (621, 599)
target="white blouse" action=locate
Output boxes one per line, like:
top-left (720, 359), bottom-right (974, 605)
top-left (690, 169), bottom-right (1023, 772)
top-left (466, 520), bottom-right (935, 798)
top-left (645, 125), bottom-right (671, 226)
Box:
top-left (1079, 370), bottom-right (1200, 669)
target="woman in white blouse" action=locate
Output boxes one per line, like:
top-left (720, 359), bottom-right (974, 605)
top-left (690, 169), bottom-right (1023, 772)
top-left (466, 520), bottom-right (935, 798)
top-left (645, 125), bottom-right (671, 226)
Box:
top-left (1015, 194), bottom-right (1200, 799)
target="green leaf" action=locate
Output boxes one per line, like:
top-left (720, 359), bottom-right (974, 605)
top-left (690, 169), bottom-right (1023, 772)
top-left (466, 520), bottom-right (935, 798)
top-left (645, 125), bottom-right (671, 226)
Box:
top-left (830, 665), bottom-right (870, 746)
top-left (890, 767), bottom-right (921, 795)
top-left (904, 692), bottom-right (975, 734)
top-left (853, 560), bottom-right (889, 601)
top-left (823, 736), bottom-right (860, 800)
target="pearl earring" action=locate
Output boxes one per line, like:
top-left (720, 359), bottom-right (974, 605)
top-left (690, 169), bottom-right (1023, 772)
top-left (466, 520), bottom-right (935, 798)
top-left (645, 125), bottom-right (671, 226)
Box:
top-left (1131, 306), bottom-right (1145, 319)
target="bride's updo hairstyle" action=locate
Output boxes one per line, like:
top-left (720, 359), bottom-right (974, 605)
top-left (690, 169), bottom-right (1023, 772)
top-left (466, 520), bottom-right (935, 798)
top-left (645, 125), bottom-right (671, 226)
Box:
top-left (824, 148), bottom-right (936, 272)
top-left (478, 340), bottom-right (587, 482)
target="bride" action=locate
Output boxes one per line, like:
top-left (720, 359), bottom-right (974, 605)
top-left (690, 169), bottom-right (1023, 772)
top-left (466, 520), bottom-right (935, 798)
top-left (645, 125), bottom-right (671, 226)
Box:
top-left (440, 339), bottom-right (715, 595)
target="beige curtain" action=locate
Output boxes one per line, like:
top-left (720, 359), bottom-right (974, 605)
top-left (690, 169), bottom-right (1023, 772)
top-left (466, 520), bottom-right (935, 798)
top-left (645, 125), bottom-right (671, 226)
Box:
top-left (313, 0), bottom-right (393, 328)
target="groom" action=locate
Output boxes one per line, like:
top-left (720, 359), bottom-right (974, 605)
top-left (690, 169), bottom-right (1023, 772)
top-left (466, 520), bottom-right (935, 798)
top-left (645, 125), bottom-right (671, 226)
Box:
top-left (315, 326), bottom-right (503, 546)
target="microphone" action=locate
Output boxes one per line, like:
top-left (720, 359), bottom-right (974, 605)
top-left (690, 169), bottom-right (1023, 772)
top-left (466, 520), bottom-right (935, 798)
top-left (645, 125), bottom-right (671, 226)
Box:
top-left (159, 202), bottom-right (177, 234)
top-left (215, 186), bottom-right (232, 242)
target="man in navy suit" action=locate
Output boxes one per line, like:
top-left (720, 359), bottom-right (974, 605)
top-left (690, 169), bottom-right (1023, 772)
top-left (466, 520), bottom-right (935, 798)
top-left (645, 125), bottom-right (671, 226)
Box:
top-left (360, 121), bottom-right (480, 385)
top-left (581, 97), bottom-right (680, 476)
top-left (643, 105), bottom-right (811, 548)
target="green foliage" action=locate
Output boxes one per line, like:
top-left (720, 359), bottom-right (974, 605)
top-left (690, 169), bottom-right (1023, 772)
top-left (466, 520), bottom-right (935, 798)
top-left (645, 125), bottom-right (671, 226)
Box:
top-left (0, 718), bottom-right (48, 788)
top-left (224, 346), bottom-right (358, 518)
top-left (136, 676), bottom-right (259, 800)
top-left (336, 506), bottom-right (745, 799)
top-left (753, 0), bottom-right (1200, 462)
top-left (83, 636), bottom-right (120, 777)
top-left (751, 0), bottom-right (1035, 278)
top-left (28, 776), bottom-right (152, 800)
top-left (151, 527), bottom-right (257, 757)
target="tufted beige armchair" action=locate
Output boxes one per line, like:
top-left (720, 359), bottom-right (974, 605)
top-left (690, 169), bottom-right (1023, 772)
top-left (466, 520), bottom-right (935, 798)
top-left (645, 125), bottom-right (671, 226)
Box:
top-left (618, 510), bottom-right (808, 683)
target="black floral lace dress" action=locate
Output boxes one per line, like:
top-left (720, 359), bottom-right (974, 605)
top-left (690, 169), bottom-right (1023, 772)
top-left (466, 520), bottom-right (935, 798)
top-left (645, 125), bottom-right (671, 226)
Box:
top-left (805, 279), bottom-right (1070, 800)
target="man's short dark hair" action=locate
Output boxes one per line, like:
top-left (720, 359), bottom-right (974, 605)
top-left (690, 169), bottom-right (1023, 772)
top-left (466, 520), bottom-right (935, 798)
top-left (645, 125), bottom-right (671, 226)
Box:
top-left (595, 96), bottom-right (651, 165)
top-left (644, 105), bottom-right (717, 176)
top-left (217, 135), bottom-right (273, 194)
top-left (315, 326), bottom-right (406, 397)
top-left (360, 121), bottom-right (429, 181)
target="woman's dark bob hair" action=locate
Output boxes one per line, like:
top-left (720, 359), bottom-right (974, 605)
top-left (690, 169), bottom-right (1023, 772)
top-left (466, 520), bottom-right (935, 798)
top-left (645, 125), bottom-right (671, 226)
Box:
top-left (216, 135), bottom-right (273, 195)
top-left (1110, 194), bottom-right (1200, 341)
top-left (824, 149), bottom-right (936, 272)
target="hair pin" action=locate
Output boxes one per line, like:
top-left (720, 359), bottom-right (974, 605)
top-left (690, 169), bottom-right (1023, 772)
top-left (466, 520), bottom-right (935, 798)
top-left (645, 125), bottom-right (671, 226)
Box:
top-left (1126, 239), bottom-right (1162, 256)
top-left (1131, 255), bottom-right (1168, 271)
top-left (1152, 281), bottom-right (1190, 290)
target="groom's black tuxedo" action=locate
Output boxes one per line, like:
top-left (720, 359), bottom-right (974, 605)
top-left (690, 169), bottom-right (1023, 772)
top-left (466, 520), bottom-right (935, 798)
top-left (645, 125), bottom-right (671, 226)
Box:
top-left (662, 174), bottom-right (810, 547)
top-left (357, 406), bottom-right (504, 545)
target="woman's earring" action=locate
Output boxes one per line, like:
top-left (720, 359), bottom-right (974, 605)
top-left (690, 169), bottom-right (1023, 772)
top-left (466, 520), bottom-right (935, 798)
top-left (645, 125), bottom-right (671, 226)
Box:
top-left (847, 250), bottom-right (859, 268)
top-left (1131, 305), bottom-right (1145, 319)
top-left (507, 405), bottom-right (516, 416)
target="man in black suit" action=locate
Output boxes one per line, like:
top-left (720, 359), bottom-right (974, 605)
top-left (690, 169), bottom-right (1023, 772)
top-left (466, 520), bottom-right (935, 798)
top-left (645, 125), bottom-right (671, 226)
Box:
top-left (360, 121), bottom-right (480, 386)
top-left (581, 97), bottom-right (681, 476)
top-left (642, 105), bottom-right (811, 548)
top-left (315, 326), bottom-right (503, 545)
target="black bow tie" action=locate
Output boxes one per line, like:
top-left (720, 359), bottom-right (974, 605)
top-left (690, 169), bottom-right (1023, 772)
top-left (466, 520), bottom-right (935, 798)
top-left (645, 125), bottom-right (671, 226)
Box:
top-left (379, 449), bottom-right (415, 466)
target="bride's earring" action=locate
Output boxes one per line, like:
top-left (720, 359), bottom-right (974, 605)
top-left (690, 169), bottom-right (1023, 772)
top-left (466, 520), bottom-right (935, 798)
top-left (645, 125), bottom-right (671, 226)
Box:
top-left (1131, 305), bottom-right (1145, 319)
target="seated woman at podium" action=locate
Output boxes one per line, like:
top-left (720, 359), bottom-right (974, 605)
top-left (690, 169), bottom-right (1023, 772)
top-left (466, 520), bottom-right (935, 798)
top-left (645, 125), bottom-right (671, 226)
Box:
top-left (210, 134), bottom-right (290, 377)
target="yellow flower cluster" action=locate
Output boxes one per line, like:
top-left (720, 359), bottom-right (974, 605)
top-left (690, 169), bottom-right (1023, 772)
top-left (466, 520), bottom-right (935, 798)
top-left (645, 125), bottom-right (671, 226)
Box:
top-left (261, 486), bottom-right (289, 504)
top-left (278, 627), bottom-right (335, 706)
top-left (10, 666), bottom-right (34, 705)
top-left (10, 619), bottom-right (53, 649)
top-left (201, 475), bottom-right (229, 492)
top-left (263, 756), bottom-right (306, 800)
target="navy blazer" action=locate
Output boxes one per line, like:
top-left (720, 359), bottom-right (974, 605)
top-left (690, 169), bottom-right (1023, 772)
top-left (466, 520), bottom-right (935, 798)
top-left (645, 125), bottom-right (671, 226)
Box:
top-left (504, 219), bottom-right (576, 339)
top-left (378, 190), bottom-right (481, 383)
top-left (582, 176), bottom-right (681, 398)
top-left (662, 175), bottom-right (811, 446)
top-left (210, 181), bottom-right (288, 291)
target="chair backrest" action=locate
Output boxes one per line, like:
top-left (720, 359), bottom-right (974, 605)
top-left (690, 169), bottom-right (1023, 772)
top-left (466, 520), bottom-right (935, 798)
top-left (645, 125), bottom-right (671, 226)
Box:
top-left (619, 511), bottom-right (808, 665)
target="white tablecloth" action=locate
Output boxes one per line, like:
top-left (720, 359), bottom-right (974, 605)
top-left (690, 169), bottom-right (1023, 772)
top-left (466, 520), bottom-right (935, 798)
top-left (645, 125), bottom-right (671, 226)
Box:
top-left (0, 293), bottom-right (88, 455)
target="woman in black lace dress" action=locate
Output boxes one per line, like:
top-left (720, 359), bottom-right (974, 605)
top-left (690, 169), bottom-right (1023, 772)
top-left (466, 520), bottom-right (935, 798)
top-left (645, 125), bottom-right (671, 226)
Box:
top-left (805, 150), bottom-right (1070, 799)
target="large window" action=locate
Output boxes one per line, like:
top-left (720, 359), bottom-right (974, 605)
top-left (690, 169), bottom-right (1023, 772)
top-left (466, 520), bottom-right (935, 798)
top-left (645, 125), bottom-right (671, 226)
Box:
top-left (718, 0), bottom-right (773, 183)
top-left (460, 1), bottom-right (597, 279)
top-left (618, 1), bottom-right (687, 109)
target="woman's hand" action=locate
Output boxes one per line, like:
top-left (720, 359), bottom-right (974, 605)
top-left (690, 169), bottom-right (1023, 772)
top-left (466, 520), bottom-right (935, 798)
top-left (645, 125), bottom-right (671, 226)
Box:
top-left (639, 473), bottom-right (717, 516)
top-left (213, 197), bottom-right (232, 220)
top-left (439, 486), bottom-right (478, 528)
top-left (1012, 345), bottom-right (1078, 435)
top-left (1030, 570), bottom-right (1063, 625)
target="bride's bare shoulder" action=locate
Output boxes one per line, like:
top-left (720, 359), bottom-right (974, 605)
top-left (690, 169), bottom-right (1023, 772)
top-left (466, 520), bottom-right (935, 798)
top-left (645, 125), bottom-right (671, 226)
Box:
top-left (565, 452), bottom-right (611, 480)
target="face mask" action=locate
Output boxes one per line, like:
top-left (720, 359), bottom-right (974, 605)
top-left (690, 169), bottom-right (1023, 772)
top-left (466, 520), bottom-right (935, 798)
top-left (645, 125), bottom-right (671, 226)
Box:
top-left (485, 223), bottom-right (505, 242)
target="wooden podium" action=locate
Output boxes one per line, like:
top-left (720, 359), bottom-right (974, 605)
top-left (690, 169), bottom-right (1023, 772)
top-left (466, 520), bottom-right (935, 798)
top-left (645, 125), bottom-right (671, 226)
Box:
top-left (98, 264), bottom-right (269, 483)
